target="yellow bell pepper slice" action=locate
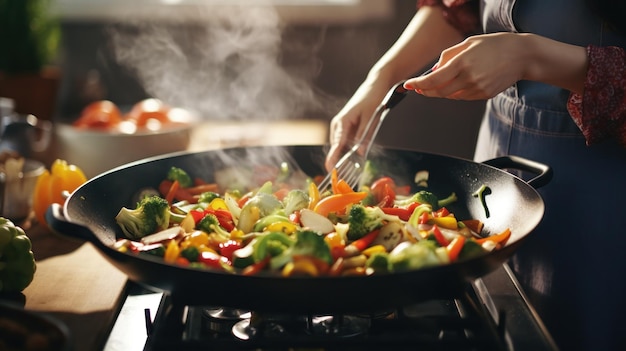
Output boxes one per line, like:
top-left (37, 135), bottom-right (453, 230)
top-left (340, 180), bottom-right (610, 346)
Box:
top-left (265, 221), bottom-right (298, 235)
top-left (431, 216), bottom-right (458, 230)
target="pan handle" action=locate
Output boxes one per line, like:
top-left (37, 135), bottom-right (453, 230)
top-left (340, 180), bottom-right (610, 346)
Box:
top-left (45, 203), bottom-right (104, 247)
top-left (482, 155), bottom-right (553, 189)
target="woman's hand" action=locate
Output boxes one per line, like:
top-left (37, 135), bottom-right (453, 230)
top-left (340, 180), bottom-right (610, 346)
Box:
top-left (404, 33), bottom-right (528, 100)
top-left (325, 80), bottom-right (392, 172)
top-left (403, 32), bottom-right (588, 99)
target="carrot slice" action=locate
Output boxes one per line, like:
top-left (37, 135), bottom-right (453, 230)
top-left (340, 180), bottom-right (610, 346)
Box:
top-left (165, 180), bottom-right (180, 204)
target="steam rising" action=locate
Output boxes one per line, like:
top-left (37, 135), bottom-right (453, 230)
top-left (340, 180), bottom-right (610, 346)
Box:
top-left (108, 2), bottom-right (335, 121)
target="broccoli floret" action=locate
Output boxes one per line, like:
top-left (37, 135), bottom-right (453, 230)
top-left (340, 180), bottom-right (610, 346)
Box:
top-left (359, 185), bottom-right (378, 206)
top-left (269, 230), bottom-right (332, 269)
top-left (116, 196), bottom-right (171, 240)
top-left (395, 190), bottom-right (457, 210)
top-left (181, 246), bottom-right (200, 262)
top-left (347, 204), bottom-right (399, 241)
top-left (282, 189), bottom-right (309, 215)
top-left (167, 166), bottom-right (193, 188)
top-left (197, 213), bottom-right (220, 233)
top-left (196, 213), bottom-right (231, 239)
top-left (198, 191), bottom-right (220, 204)
top-left (366, 252), bottom-right (390, 273)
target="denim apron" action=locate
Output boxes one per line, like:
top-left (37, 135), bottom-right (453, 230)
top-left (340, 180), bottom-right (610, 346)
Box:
top-left (475, 1), bottom-right (626, 350)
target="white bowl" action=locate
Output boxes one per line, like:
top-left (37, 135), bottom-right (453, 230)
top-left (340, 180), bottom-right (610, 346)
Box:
top-left (53, 116), bottom-right (196, 178)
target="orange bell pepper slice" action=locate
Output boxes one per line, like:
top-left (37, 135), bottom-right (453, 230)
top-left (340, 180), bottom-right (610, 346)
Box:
top-left (331, 168), bottom-right (339, 194)
top-left (474, 228), bottom-right (512, 247)
top-left (335, 179), bottom-right (354, 194)
top-left (313, 191), bottom-right (367, 217)
top-left (446, 235), bottom-right (466, 262)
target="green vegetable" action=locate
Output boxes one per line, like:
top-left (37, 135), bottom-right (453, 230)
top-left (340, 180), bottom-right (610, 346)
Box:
top-left (253, 214), bottom-right (291, 232)
top-left (181, 246), bottom-right (200, 262)
top-left (270, 230), bottom-right (332, 269)
top-left (472, 184), bottom-right (491, 218)
top-left (196, 213), bottom-right (231, 239)
top-left (198, 191), bottom-right (220, 204)
top-left (142, 244), bottom-right (166, 257)
top-left (232, 238), bottom-right (258, 269)
top-left (388, 241), bottom-right (443, 272)
top-left (238, 192), bottom-right (283, 233)
top-left (253, 232), bottom-right (295, 263)
top-left (347, 204), bottom-right (399, 241)
top-left (115, 195), bottom-right (171, 240)
top-left (395, 190), bottom-right (457, 210)
top-left (0, 218), bottom-right (36, 292)
top-left (458, 240), bottom-right (488, 261)
top-left (437, 192), bottom-right (458, 208)
top-left (365, 252), bottom-right (390, 273)
top-left (167, 166), bottom-right (193, 188)
top-left (282, 189), bottom-right (309, 215)
top-left (197, 213), bottom-right (220, 233)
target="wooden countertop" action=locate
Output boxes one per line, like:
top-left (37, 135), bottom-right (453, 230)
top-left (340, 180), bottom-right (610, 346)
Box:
top-left (16, 215), bottom-right (129, 351)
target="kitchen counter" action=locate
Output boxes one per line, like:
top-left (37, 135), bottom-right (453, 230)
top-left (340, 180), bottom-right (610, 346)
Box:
top-left (12, 216), bottom-right (128, 351)
top-left (7, 118), bottom-right (329, 351)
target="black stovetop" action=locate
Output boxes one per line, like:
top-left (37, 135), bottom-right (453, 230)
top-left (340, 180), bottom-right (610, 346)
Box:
top-left (103, 264), bottom-right (559, 351)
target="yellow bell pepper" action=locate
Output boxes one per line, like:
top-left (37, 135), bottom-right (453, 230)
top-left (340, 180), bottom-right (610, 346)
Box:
top-left (431, 216), bottom-right (458, 230)
top-left (265, 221), bottom-right (298, 235)
top-left (32, 159), bottom-right (87, 227)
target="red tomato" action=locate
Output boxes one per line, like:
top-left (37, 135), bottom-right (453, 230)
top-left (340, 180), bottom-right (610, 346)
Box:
top-left (126, 98), bottom-right (171, 128)
top-left (73, 100), bottom-right (123, 129)
top-left (370, 176), bottom-right (396, 207)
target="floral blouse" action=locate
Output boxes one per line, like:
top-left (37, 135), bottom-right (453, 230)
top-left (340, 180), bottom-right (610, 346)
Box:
top-left (418, 0), bottom-right (626, 147)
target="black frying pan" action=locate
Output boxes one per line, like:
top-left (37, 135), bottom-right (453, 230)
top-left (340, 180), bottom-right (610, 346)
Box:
top-left (46, 145), bottom-right (551, 314)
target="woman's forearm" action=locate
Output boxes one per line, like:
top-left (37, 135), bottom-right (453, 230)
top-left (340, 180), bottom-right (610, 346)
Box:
top-left (521, 34), bottom-right (588, 95)
top-left (366, 5), bottom-right (466, 87)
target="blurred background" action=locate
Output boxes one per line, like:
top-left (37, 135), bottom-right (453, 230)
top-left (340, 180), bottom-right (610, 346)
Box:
top-left (1, 0), bottom-right (486, 176)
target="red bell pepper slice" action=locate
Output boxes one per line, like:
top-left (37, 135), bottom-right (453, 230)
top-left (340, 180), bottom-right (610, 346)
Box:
top-left (418, 211), bottom-right (430, 225)
top-left (192, 208), bottom-right (236, 232)
top-left (431, 224), bottom-right (450, 247)
top-left (446, 236), bottom-right (466, 262)
top-left (370, 177), bottom-right (396, 207)
top-left (242, 256), bottom-right (270, 276)
top-left (208, 209), bottom-right (235, 231)
top-left (349, 229), bottom-right (380, 252)
top-left (198, 251), bottom-right (231, 270)
top-left (219, 240), bottom-right (242, 261)
top-left (434, 207), bottom-right (450, 218)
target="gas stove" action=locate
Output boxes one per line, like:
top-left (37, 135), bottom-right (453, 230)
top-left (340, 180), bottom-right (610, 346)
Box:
top-left (103, 264), bottom-right (558, 351)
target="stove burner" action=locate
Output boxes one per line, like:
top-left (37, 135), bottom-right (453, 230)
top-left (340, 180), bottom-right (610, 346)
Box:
top-left (231, 318), bottom-right (286, 341)
top-left (307, 315), bottom-right (371, 337)
top-left (128, 267), bottom-right (558, 351)
top-left (202, 307), bottom-right (251, 334)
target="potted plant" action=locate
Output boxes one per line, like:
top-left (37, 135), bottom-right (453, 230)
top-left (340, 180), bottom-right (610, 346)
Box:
top-left (0, 0), bottom-right (61, 121)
